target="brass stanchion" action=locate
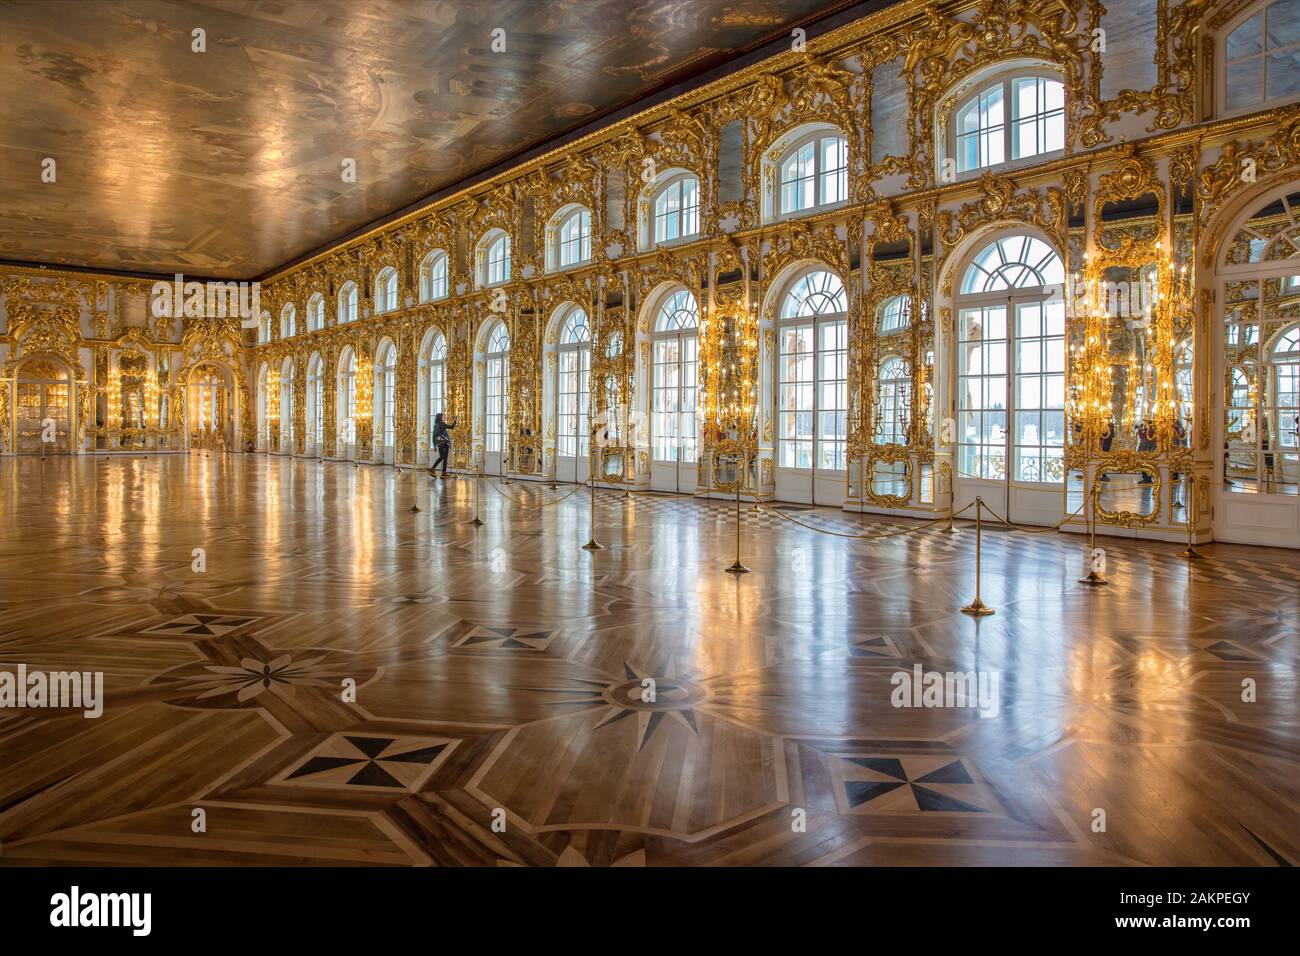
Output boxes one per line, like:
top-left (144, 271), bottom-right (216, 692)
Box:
top-left (1180, 473), bottom-right (1203, 560)
top-left (467, 462), bottom-right (484, 527)
top-left (1078, 470), bottom-right (1109, 587)
top-left (407, 462), bottom-right (421, 513)
top-left (582, 447), bottom-right (604, 551)
top-left (959, 496), bottom-right (994, 615)
top-left (725, 458), bottom-right (750, 576)
top-left (942, 495), bottom-right (957, 534)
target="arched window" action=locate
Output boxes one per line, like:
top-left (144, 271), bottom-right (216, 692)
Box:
top-left (307, 293), bottom-right (325, 332)
top-left (338, 281), bottom-right (358, 324)
top-left (307, 354), bottom-right (324, 452)
top-left (651, 290), bottom-right (700, 478)
top-left (554, 307), bottom-right (591, 472)
top-left (479, 231), bottom-right (511, 287)
top-left (875, 356), bottom-right (912, 446)
top-left (375, 267), bottom-right (398, 314)
top-left (421, 251), bottom-right (449, 302)
top-left (777, 129), bottom-right (848, 216)
top-left (951, 72), bottom-right (1064, 174)
top-left (280, 304), bottom-right (296, 339)
top-left (337, 348), bottom-right (357, 448)
top-left (260, 312), bottom-right (272, 345)
top-left (1220, 0), bottom-right (1300, 115)
top-left (776, 270), bottom-right (848, 473)
top-left (377, 341), bottom-right (397, 451)
top-left (279, 360), bottom-right (295, 449)
top-left (880, 295), bottom-right (911, 333)
top-left (423, 331), bottom-right (447, 446)
top-left (653, 174), bottom-right (700, 245)
top-left (484, 321), bottom-right (510, 454)
top-left (552, 207), bottom-right (592, 270)
top-left (956, 234), bottom-right (1066, 483)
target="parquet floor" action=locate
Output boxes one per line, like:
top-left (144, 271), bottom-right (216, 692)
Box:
top-left (1, 454), bottom-right (1297, 867)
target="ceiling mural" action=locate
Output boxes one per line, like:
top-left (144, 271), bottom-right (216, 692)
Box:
top-left (0, 0), bottom-right (859, 279)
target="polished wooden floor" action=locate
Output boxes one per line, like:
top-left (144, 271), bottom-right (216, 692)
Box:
top-left (1, 454), bottom-right (1297, 867)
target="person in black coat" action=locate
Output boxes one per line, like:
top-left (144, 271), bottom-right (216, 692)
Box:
top-left (430, 412), bottom-right (456, 479)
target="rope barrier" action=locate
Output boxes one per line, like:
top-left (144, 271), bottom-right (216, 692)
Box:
top-left (977, 499), bottom-right (1087, 534)
top-left (755, 500), bottom-right (976, 541)
top-left (485, 475), bottom-right (591, 509)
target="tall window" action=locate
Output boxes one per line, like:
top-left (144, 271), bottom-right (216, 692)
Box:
top-left (556, 308), bottom-right (591, 458)
top-left (485, 322), bottom-right (510, 453)
top-left (308, 355), bottom-right (324, 449)
top-left (421, 251), bottom-right (449, 302)
top-left (955, 74), bottom-right (1064, 173)
top-left (652, 290), bottom-right (699, 463)
top-left (258, 365), bottom-right (270, 445)
top-left (424, 332), bottom-right (447, 447)
top-left (483, 232), bottom-right (511, 286)
top-left (281, 304), bottom-right (296, 339)
top-left (777, 270), bottom-right (848, 470)
top-left (338, 349), bottom-right (356, 447)
top-left (260, 313), bottom-right (272, 344)
top-left (377, 342), bottom-right (397, 450)
top-left (338, 282), bottom-right (358, 324)
top-left (307, 293), bottom-right (324, 332)
top-left (653, 175), bottom-right (700, 245)
top-left (556, 208), bottom-right (592, 269)
top-left (280, 362), bottom-right (295, 446)
top-left (875, 356), bottom-right (911, 445)
top-left (957, 235), bottom-right (1066, 482)
top-left (375, 267), bottom-right (398, 314)
top-left (779, 131), bottom-right (848, 215)
top-left (1222, 0), bottom-right (1300, 114)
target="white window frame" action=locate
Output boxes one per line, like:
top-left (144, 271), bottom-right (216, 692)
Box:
top-left (375, 267), bottom-right (399, 315)
top-left (484, 322), bottom-right (510, 453)
top-left (338, 282), bottom-right (358, 325)
top-left (421, 251), bottom-right (449, 302)
top-left (651, 290), bottom-right (700, 464)
top-left (652, 174), bottom-right (700, 247)
top-left (1218, 0), bottom-right (1300, 118)
top-left (776, 270), bottom-right (849, 472)
top-left (553, 207), bottom-right (592, 271)
top-left (775, 130), bottom-right (848, 218)
top-left (946, 70), bottom-right (1065, 177)
top-left (307, 293), bottom-right (325, 332)
top-left (555, 308), bottom-right (591, 458)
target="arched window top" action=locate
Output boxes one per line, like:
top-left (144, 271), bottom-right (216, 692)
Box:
top-left (421, 250), bottom-right (449, 302)
top-left (606, 330), bottom-right (623, 357)
top-left (307, 352), bottom-right (324, 374)
top-left (650, 172), bottom-right (700, 247)
top-left (880, 295), bottom-right (911, 333)
top-left (377, 340), bottom-right (397, 368)
top-left (559, 307), bottom-right (590, 344)
top-left (960, 234), bottom-right (1064, 293)
top-left (654, 289), bottom-right (699, 332)
top-left (338, 281), bottom-right (359, 324)
top-left (307, 293), bottom-right (324, 331)
top-left (1221, 0), bottom-right (1300, 115)
top-left (375, 267), bottom-right (398, 314)
top-left (950, 70), bottom-right (1064, 174)
top-left (479, 229), bottom-right (511, 287)
top-left (780, 270), bottom-right (846, 319)
top-left (1227, 190), bottom-right (1300, 266)
top-left (1274, 323), bottom-right (1300, 354)
top-left (879, 355), bottom-right (910, 376)
top-left (281, 303), bottom-right (295, 320)
top-left (773, 125), bottom-right (848, 218)
top-left (339, 346), bottom-right (356, 371)
top-left (486, 320), bottom-right (510, 353)
top-left (553, 206), bottom-right (592, 270)
top-left (422, 329), bottom-right (447, 361)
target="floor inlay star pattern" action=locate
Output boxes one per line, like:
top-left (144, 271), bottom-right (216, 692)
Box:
top-left (0, 456), bottom-right (1295, 867)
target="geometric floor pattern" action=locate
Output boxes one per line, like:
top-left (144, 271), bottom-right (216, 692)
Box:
top-left (0, 454), bottom-right (1296, 866)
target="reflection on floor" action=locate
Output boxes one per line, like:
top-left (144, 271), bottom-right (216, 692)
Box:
top-left (1, 455), bottom-right (1297, 867)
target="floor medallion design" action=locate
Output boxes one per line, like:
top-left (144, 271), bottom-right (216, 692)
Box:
top-left (836, 755), bottom-right (999, 815)
top-left (279, 733), bottom-right (454, 792)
